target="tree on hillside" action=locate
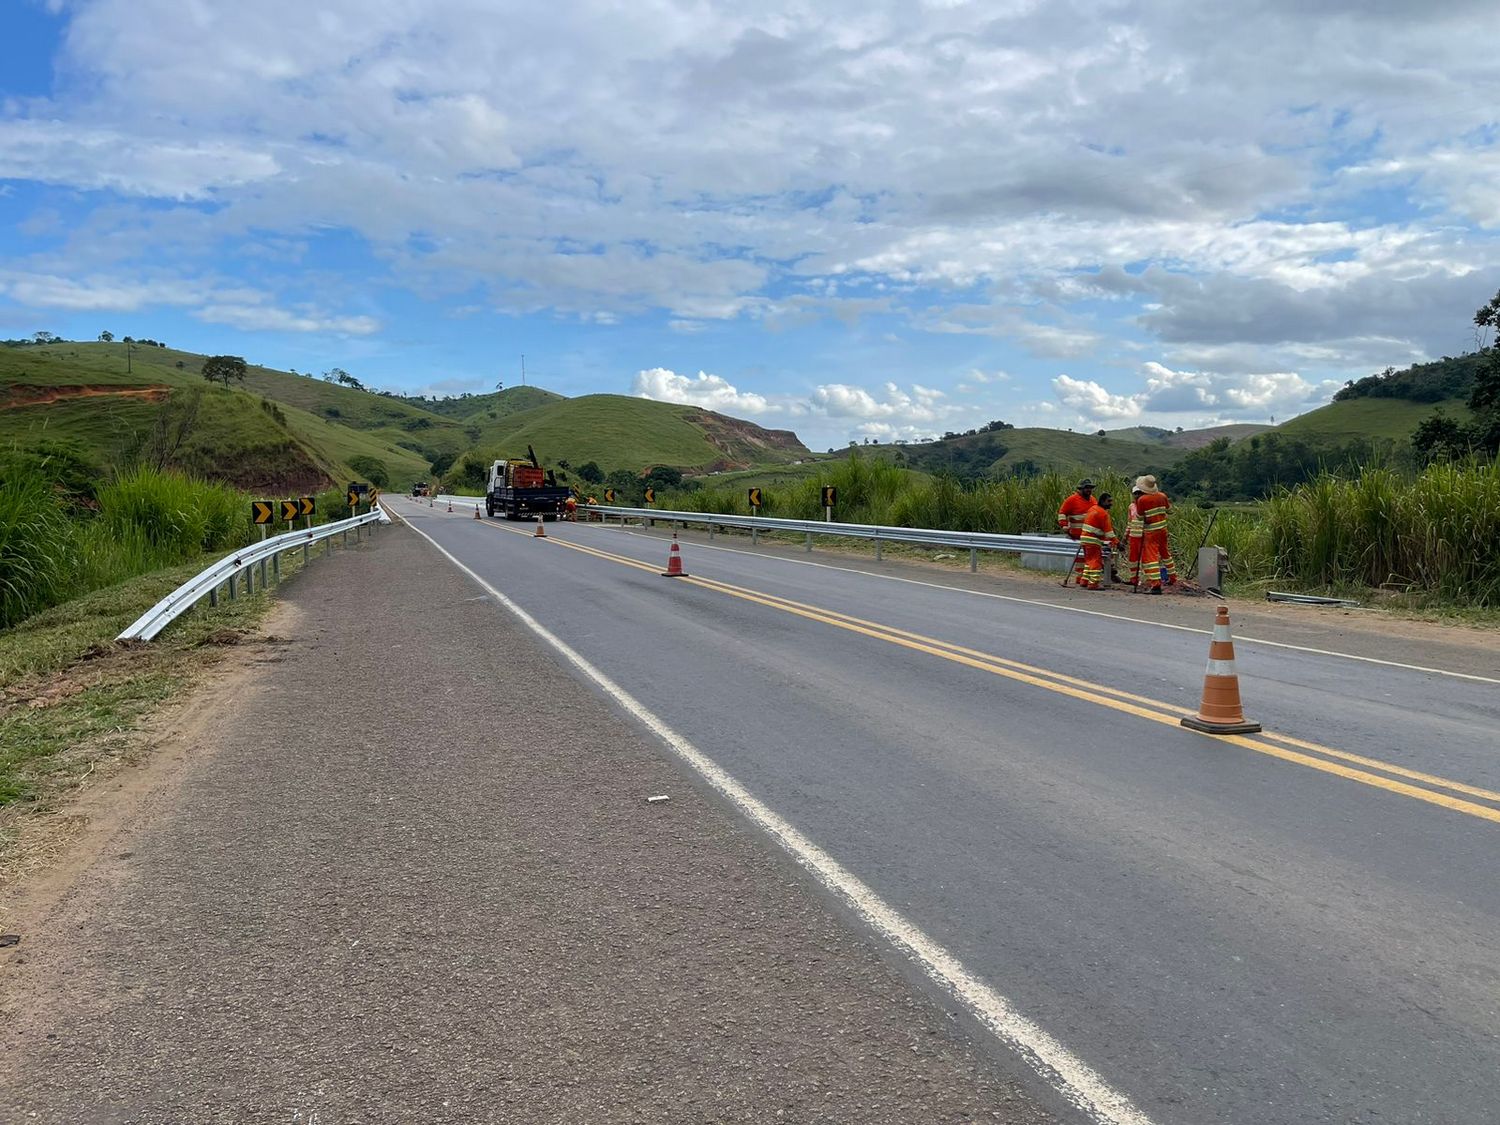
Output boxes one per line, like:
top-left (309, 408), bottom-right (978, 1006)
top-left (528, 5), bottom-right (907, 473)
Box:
top-left (139, 387), bottom-right (204, 471)
top-left (98, 330), bottom-right (114, 342)
top-left (33, 331), bottom-right (60, 344)
top-left (201, 355), bottom-right (248, 387)
top-left (1415, 290), bottom-right (1500, 461)
top-left (576, 461), bottom-right (603, 483)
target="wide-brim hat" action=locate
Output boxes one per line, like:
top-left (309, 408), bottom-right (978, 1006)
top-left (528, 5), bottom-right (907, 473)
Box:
top-left (1078, 478), bottom-right (1095, 490)
top-left (1133, 475), bottom-right (1157, 493)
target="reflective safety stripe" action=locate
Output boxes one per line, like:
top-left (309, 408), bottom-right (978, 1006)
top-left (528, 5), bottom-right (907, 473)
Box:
top-left (1141, 504), bottom-right (1169, 531)
top-left (1205, 658), bottom-right (1238, 676)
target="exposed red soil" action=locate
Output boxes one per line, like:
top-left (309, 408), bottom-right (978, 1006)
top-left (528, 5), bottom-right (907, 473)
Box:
top-left (1, 384), bottom-right (171, 410)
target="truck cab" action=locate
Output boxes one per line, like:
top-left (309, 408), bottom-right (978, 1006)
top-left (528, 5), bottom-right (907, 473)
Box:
top-left (484, 454), bottom-right (570, 520)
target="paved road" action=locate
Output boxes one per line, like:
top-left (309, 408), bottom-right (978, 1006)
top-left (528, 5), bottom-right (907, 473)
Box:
top-left (396, 501), bottom-right (1500, 1125)
top-left (0, 523), bottom-right (1055, 1124)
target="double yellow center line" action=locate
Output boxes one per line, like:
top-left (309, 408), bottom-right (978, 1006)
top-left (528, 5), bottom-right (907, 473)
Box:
top-left (482, 520), bottom-right (1500, 827)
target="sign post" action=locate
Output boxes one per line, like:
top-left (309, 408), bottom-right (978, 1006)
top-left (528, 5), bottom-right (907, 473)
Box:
top-left (299, 496), bottom-right (315, 563)
top-left (821, 485), bottom-right (836, 522)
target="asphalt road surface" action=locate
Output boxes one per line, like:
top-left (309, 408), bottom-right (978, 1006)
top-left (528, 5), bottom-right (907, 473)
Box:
top-left (393, 501), bottom-right (1500, 1125)
top-left (1, 517), bottom-right (1056, 1124)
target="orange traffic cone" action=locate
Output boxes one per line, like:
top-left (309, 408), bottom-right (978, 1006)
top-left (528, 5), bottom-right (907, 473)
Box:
top-left (533, 515), bottom-right (546, 538)
top-left (662, 533), bottom-right (687, 577)
top-left (474, 504), bottom-right (481, 520)
top-left (429, 497), bottom-right (434, 507)
top-left (1181, 605), bottom-right (1261, 734)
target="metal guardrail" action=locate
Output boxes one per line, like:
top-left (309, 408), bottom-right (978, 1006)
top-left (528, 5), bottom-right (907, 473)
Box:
top-left (403, 494), bottom-right (1093, 569)
top-left (582, 505), bottom-right (1086, 562)
top-left (117, 506), bottom-right (392, 642)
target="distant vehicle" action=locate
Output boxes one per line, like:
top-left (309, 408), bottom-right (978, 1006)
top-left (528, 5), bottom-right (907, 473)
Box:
top-left (485, 446), bottom-right (570, 520)
top-left (412, 481), bottom-right (430, 497)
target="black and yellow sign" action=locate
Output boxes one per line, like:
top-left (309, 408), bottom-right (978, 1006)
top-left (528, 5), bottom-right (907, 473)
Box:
top-left (604, 488), bottom-right (616, 503)
top-left (280, 500), bottom-right (300, 522)
top-left (644, 487), bottom-right (655, 504)
top-left (748, 487), bottom-right (762, 509)
top-left (821, 485), bottom-right (837, 508)
top-left (347, 491), bottom-right (360, 508)
top-left (252, 501), bottom-right (274, 525)
top-left (298, 495), bottom-right (315, 517)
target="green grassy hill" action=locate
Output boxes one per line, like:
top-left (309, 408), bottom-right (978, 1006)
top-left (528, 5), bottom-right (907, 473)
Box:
top-left (892, 426), bottom-right (1181, 479)
top-left (1275, 396), bottom-right (1470, 445)
top-left (400, 385), bottom-right (563, 420)
top-left (470, 394), bottom-right (810, 472)
top-left (0, 343), bottom-right (431, 490)
top-left (1109, 423), bottom-right (1273, 448)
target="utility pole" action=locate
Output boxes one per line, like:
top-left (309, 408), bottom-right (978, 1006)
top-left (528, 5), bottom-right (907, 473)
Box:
top-left (126, 340), bottom-right (133, 375)
top-left (521, 354), bottom-right (526, 386)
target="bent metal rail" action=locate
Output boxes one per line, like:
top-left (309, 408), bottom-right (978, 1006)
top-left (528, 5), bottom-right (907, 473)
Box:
top-left (118, 506), bottom-right (391, 642)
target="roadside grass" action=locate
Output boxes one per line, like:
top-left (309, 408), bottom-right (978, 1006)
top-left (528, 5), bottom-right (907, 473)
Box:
top-left (0, 521), bottom-right (351, 861)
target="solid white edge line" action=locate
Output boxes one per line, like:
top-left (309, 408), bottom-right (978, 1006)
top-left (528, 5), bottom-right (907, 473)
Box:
top-left (592, 523), bottom-right (1500, 686)
top-left (401, 513), bottom-right (1157, 1125)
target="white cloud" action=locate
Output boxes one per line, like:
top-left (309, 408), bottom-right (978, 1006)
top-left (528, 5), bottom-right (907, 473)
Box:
top-left (194, 303), bottom-right (380, 335)
top-left (6, 0), bottom-right (1500, 391)
top-left (1052, 375), bottom-right (1142, 422)
top-left (1052, 361), bottom-right (1343, 427)
top-left (632, 367), bottom-right (771, 414)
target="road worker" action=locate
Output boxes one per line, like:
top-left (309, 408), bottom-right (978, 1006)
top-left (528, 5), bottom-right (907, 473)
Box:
top-left (1125, 485), bottom-right (1146, 586)
top-left (1133, 475), bottom-right (1177, 594)
top-left (1056, 478), bottom-right (1096, 585)
top-left (1077, 493), bottom-right (1118, 590)
top-left (564, 495), bottom-right (578, 521)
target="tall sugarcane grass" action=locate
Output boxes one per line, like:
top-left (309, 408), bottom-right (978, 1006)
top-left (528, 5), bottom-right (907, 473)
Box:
top-left (1264, 457), bottom-right (1500, 603)
top-left (664, 452), bottom-right (1500, 606)
top-left (1, 465), bottom-right (256, 630)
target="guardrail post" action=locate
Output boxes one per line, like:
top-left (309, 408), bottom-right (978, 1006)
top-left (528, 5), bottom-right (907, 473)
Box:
top-left (258, 558), bottom-right (268, 588)
top-left (209, 585), bottom-right (219, 608)
top-left (970, 548), bottom-right (978, 573)
top-left (752, 526), bottom-right (759, 546)
top-left (245, 566), bottom-right (254, 595)
top-left (709, 523), bottom-right (715, 540)
top-left (272, 553), bottom-right (280, 583)
top-left (227, 573), bottom-right (237, 601)
top-left (343, 529), bottom-right (349, 548)
top-left (875, 536), bottom-right (882, 561)
top-left (805, 532), bottom-right (812, 553)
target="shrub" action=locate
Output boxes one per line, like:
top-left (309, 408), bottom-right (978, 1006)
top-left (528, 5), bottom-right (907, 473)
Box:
top-left (347, 455), bottom-right (390, 489)
top-left (0, 466), bottom-right (76, 629)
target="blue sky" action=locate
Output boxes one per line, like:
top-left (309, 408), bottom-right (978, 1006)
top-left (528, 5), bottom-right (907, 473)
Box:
top-left (3, 0), bottom-right (1499, 450)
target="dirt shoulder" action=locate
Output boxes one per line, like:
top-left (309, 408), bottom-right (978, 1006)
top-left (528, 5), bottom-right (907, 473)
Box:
top-left (0, 523), bottom-right (1056, 1124)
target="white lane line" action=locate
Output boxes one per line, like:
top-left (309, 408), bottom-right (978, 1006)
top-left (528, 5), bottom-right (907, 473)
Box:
top-left (404, 516), bottom-right (1157, 1125)
top-left (591, 525), bottom-right (1500, 686)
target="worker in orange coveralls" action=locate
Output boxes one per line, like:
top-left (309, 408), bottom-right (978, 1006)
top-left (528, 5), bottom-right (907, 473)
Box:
top-left (1133, 475), bottom-right (1177, 594)
top-left (564, 494), bottom-right (579, 521)
top-left (1125, 485), bottom-right (1146, 586)
top-left (1078, 493), bottom-right (1118, 590)
top-left (1056, 478), bottom-right (1096, 585)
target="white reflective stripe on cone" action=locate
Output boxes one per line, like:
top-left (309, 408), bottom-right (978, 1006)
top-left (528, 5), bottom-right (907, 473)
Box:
top-left (1205, 659), bottom-right (1238, 676)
